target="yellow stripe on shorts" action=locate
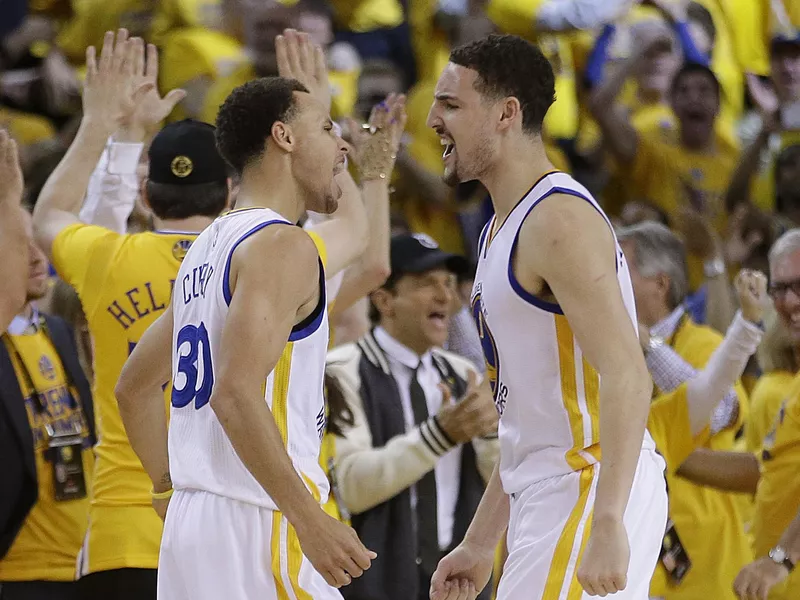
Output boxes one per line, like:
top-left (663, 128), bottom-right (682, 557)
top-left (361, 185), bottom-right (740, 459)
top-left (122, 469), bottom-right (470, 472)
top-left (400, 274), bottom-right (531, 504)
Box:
top-left (271, 512), bottom-right (291, 600)
top-left (542, 465), bottom-right (596, 599)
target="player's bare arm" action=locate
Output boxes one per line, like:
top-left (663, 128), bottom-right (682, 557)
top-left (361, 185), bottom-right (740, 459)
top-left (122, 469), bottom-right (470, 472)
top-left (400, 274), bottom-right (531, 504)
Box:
top-left (116, 306), bottom-right (174, 518)
top-left (430, 463), bottom-right (509, 600)
top-left (210, 224), bottom-right (375, 588)
top-left (520, 194), bottom-right (652, 596)
top-left (0, 131), bottom-right (28, 331)
top-left (331, 94), bottom-right (407, 315)
top-left (32, 29), bottom-right (183, 258)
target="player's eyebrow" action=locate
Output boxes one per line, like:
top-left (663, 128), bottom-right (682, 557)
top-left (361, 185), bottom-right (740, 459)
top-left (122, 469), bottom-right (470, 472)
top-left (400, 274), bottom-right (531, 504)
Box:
top-left (434, 92), bottom-right (458, 102)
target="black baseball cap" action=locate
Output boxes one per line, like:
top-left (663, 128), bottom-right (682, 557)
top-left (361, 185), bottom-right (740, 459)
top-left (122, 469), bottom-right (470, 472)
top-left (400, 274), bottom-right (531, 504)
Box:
top-left (148, 119), bottom-right (228, 186)
top-left (390, 233), bottom-right (470, 281)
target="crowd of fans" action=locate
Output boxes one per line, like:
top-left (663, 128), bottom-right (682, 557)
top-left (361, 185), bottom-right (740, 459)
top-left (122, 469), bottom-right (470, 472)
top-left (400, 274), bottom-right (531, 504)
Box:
top-left (1, 0), bottom-right (800, 599)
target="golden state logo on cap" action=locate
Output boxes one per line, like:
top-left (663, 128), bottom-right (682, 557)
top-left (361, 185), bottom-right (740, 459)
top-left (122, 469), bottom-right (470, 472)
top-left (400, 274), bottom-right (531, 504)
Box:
top-left (171, 155), bottom-right (194, 178)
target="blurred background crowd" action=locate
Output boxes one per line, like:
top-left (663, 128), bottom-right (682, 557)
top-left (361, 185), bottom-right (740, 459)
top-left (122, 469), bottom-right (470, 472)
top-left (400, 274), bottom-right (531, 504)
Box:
top-left (2, 0), bottom-right (800, 600)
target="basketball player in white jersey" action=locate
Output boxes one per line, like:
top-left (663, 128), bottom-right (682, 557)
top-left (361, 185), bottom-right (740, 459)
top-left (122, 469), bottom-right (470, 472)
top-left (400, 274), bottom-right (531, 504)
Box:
top-left (427, 35), bottom-right (668, 600)
top-left (113, 33), bottom-right (376, 599)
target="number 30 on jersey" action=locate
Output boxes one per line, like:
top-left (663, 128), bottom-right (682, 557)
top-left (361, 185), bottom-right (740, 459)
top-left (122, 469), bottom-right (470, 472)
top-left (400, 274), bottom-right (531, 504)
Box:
top-left (172, 322), bottom-right (214, 409)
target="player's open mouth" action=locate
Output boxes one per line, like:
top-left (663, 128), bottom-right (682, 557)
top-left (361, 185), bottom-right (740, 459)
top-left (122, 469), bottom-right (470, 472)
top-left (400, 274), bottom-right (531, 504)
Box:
top-left (440, 137), bottom-right (455, 159)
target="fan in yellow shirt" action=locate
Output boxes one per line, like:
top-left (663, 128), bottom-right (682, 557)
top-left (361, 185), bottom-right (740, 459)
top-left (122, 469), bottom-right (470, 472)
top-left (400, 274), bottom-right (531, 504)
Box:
top-left (32, 32), bottom-right (231, 599)
top-left (592, 62), bottom-right (740, 290)
top-left (200, 1), bottom-right (359, 125)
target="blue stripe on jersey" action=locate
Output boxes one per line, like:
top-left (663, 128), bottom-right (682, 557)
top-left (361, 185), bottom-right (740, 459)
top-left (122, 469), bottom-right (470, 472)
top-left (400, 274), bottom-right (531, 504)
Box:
top-left (507, 186), bottom-right (616, 315)
top-left (477, 219), bottom-right (492, 259)
top-left (222, 219), bottom-right (289, 305)
top-left (287, 257), bottom-right (327, 342)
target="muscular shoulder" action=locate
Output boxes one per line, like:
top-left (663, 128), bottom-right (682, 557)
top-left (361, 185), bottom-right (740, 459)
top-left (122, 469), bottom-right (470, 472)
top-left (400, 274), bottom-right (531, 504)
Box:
top-left (519, 193), bottom-right (614, 271)
top-left (235, 223), bottom-right (318, 272)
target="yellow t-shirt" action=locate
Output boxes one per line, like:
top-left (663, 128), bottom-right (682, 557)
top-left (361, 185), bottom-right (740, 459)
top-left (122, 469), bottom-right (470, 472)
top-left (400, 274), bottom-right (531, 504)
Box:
top-left (752, 386), bottom-right (800, 600)
top-left (51, 224), bottom-right (198, 573)
top-left (630, 129), bottom-right (740, 290)
top-left (0, 328), bottom-right (93, 582)
top-left (200, 62), bottom-right (357, 125)
top-left (0, 108), bottom-right (56, 146)
top-left (159, 28), bottom-right (249, 123)
top-left (746, 370), bottom-right (797, 453)
top-left (327, 0), bottom-right (404, 33)
top-left (57, 0), bottom-right (157, 64)
top-left (648, 318), bottom-right (753, 600)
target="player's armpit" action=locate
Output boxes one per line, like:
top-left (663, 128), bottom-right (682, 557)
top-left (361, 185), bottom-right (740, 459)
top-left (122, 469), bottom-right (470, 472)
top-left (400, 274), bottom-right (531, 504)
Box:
top-left (116, 306), bottom-right (173, 493)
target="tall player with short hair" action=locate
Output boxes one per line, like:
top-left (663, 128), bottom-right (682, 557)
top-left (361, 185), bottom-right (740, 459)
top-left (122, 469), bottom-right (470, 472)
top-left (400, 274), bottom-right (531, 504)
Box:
top-left (115, 32), bottom-right (376, 599)
top-left (427, 35), bottom-right (667, 599)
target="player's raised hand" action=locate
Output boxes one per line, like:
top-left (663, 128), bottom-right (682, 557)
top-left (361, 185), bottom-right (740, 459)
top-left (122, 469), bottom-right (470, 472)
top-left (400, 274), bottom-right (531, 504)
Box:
top-left (276, 28), bottom-right (330, 113)
top-left (430, 543), bottom-right (493, 600)
top-left (295, 511), bottom-right (377, 588)
top-left (437, 370), bottom-right (499, 444)
top-left (0, 130), bottom-right (23, 209)
top-left (83, 29), bottom-right (155, 136)
top-left (577, 517), bottom-right (630, 597)
top-left (345, 93), bottom-right (407, 181)
top-left (734, 269), bottom-right (768, 325)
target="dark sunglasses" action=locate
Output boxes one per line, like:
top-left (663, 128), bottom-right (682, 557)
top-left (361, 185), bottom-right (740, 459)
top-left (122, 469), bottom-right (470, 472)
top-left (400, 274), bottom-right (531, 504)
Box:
top-left (768, 278), bottom-right (800, 300)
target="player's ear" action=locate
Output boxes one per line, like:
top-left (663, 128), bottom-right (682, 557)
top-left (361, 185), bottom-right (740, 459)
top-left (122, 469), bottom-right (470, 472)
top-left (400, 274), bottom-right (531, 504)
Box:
top-left (271, 121), bottom-right (294, 152)
top-left (141, 178), bottom-right (153, 211)
top-left (498, 97), bottom-right (521, 131)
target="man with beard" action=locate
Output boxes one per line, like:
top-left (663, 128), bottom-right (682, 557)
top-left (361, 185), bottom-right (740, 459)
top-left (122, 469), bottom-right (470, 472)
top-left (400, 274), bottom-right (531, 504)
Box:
top-left (0, 209), bottom-right (95, 600)
top-left (426, 34), bottom-right (666, 600)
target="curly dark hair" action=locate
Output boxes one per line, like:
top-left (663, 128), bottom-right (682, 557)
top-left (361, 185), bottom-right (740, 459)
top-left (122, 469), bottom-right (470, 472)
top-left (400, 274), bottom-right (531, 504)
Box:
top-left (449, 34), bottom-right (555, 135)
top-left (215, 77), bottom-right (309, 174)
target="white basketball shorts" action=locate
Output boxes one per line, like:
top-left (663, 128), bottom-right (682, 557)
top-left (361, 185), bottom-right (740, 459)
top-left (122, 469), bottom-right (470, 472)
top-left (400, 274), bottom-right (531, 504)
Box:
top-left (157, 488), bottom-right (343, 600)
top-left (497, 449), bottom-right (668, 599)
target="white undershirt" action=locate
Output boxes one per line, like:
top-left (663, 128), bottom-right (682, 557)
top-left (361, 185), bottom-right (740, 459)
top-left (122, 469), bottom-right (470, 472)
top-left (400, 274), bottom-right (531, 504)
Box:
top-left (373, 327), bottom-right (462, 550)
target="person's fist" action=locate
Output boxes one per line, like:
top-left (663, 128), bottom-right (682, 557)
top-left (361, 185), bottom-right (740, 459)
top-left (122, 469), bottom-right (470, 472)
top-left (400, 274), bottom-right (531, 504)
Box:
top-left (734, 269), bottom-right (767, 325)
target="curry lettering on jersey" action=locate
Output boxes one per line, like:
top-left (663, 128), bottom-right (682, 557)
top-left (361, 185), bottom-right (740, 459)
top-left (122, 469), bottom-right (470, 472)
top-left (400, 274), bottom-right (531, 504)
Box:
top-left (106, 279), bottom-right (175, 330)
top-left (181, 262), bottom-right (215, 305)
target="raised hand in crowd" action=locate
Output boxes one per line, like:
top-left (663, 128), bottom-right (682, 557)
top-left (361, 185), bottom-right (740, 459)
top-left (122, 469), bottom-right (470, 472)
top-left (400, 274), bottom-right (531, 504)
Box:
top-left (0, 129), bottom-right (28, 331)
top-left (677, 206), bottom-right (720, 262)
top-left (724, 204), bottom-right (767, 266)
top-left (276, 28), bottom-right (331, 112)
top-left (436, 370), bottom-right (499, 444)
top-left (734, 268), bottom-right (768, 325)
top-left (747, 73), bottom-right (782, 132)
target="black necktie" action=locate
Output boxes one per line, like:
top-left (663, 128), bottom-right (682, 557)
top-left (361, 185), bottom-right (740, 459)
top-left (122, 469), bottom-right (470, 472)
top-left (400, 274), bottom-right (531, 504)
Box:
top-left (410, 363), bottom-right (439, 576)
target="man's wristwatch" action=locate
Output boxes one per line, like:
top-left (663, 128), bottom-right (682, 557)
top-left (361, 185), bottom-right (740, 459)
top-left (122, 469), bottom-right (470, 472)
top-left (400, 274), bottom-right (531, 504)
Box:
top-left (647, 335), bottom-right (664, 354)
top-left (703, 257), bottom-right (725, 278)
top-left (769, 546), bottom-right (795, 572)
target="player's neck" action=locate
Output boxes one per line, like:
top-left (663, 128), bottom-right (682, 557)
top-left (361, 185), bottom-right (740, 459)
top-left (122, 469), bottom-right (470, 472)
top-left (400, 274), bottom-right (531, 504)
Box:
top-left (154, 215), bottom-right (215, 234)
top-left (235, 164), bottom-right (305, 223)
top-left (483, 138), bottom-right (555, 224)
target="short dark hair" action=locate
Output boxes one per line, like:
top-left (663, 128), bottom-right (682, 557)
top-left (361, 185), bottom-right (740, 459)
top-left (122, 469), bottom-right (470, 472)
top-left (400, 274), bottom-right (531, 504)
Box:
top-left (687, 2), bottom-right (716, 46)
top-left (215, 77), bottom-right (309, 174)
top-left (670, 62), bottom-right (721, 98)
top-left (449, 34), bottom-right (555, 134)
top-left (145, 180), bottom-right (228, 220)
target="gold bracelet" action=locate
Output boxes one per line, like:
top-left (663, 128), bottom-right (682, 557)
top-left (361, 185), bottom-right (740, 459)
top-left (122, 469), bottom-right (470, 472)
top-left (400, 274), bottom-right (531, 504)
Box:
top-left (151, 487), bottom-right (174, 501)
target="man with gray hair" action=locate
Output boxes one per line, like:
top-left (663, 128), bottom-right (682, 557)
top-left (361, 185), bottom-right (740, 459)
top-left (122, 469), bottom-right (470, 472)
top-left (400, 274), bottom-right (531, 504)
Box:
top-left (617, 221), bottom-right (766, 599)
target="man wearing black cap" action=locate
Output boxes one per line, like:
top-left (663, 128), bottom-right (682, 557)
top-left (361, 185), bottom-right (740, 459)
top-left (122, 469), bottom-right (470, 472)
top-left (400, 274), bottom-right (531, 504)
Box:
top-left (31, 31), bottom-right (229, 600)
top-left (326, 233), bottom-right (499, 600)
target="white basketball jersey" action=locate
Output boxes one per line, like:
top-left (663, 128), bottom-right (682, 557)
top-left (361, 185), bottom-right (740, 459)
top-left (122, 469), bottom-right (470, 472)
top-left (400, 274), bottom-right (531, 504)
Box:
top-left (168, 207), bottom-right (330, 509)
top-left (472, 172), bottom-right (656, 494)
